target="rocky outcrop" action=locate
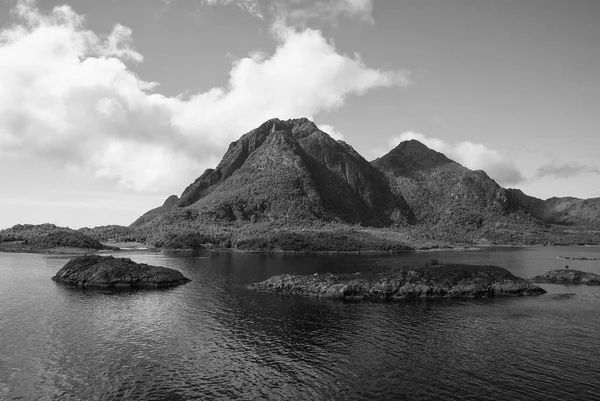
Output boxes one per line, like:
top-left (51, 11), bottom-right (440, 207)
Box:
top-left (531, 269), bottom-right (600, 285)
top-left (248, 263), bottom-right (546, 300)
top-left (52, 255), bottom-right (190, 289)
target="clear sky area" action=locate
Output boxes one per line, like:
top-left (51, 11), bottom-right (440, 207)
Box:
top-left (0, 0), bottom-right (599, 228)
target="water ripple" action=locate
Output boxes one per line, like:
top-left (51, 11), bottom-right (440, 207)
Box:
top-left (2, 247), bottom-right (600, 400)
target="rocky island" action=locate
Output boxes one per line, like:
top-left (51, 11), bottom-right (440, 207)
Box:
top-left (531, 269), bottom-right (600, 285)
top-left (0, 225), bottom-right (118, 254)
top-left (52, 255), bottom-right (190, 289)
top-left (249, 262), bottom-right (546, 300)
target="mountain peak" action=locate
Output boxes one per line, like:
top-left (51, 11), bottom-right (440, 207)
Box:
top-left (372, 139), bottom-right (456, 177)
top-left (255, 117), bottom-right (319, 136)
top-left (133, 117), bottom-right (413, 227)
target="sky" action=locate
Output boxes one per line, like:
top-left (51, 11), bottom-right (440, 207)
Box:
top-left (0, 0), bottom-right (599, 229)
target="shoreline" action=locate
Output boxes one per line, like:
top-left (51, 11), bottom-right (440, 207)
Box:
top-left (2, 239), bottom-right (600, 256)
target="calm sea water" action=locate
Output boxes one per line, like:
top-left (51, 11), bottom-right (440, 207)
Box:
top-left (2, 246), bottom-right (600, 400)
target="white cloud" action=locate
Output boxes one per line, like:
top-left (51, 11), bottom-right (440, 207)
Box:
top-left (388, 132), bottom-right (525, 185)
top-left (203, 0), bottom-right (265, 18)
top-left (535, 162), bottom-right (600, 179)
top-left (0, 1), bottom-right (408, 192)
top-left (203, 0), bottom-right (373, 25)
top-left (317, 124), bottom-right (344, 141)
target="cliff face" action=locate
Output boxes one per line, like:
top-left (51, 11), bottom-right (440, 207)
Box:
top-left (133, 118), bottom-right (414, 228)
top-left (508, 189), bottom-right (600, 229)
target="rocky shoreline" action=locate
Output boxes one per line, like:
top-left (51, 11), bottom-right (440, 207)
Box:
top-left (557, 256), bottom-right (600, 261)
top-left (249, 263), bottom-right (546, 300)
top-left (52, 255), bottom-right (191, 289)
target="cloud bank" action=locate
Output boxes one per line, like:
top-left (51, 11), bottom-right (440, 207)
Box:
top-left (0, 1), bottom-right (407, 192)
top-left (389, 132), bottom-right (525, 186)
top-left (535, 162), bottom-right (600, 179)
top-left (203, 0), bottom-right (373, 25)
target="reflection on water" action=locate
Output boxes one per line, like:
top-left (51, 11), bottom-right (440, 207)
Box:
top-left (1, 247), bottom-right (600, 400)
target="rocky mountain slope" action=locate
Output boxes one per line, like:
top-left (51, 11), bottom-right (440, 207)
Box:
top-left (507, 189), bottom-right (600, 229)
top-left (371, 140), bottom-right (540, 242)
top-left (134, 118), bottom-right (414, 229)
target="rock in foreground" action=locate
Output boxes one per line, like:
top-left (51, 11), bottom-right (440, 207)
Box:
top-left (52, 255), bottom-right (190, 289)
top-left (249, 264), bottom-right (546, 300)
top-left (531, 269), bottom-right (600, 285)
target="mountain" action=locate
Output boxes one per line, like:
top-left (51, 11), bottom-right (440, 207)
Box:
top-left (371, 140), bottom-right (539, 241)
top-left (129, 118), bottom-right (599, 249)
top-left (507, 189), bottom-right (600, 229)
top-left (133, 118), bottom-right (414, 230)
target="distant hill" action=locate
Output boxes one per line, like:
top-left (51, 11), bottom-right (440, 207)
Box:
top-left (133, 118), bottom-right (414, 229)
top-left (0, 224), bottom-right (113, 252)
top-left (508, 189), bottom-right (600, 229)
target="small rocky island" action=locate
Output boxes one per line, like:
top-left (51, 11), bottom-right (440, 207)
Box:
top-left (532, 269), bottom-right (600, 285)
top-left (52, 255), bottom-right (190, 289)
top-left (249, 263), bottom-right (546, 300)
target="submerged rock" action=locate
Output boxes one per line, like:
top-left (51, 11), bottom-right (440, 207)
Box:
top-left (249, 264), bottom-right (546, 300)
top-left (531, 269), bottom-right (600, 285)
top-left (52, 255), bottom-right (190, 289)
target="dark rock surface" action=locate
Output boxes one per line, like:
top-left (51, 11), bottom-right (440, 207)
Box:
top-left (249, 263), bottom-right (546, 300)
top-left (52, 255), bottom-right (190, 289)
top-left (531, 269), bottom-right (600, 285)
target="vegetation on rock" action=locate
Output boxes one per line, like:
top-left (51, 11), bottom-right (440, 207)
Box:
top-left (531, 269), bottom-right (600, 285)
top-left (249, 262), bottom-right (546, 300)
top-left (0, 224), bottom-right (116, 252)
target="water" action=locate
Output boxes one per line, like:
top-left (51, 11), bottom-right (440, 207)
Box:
top-left (1, 246), bottom-right (600, 400)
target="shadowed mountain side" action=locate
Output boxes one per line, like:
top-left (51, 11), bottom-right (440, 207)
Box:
top-left (372, 140), bottom-right (540, 242)
top-left (133, 118), bottom-right (414, 229)
top-left (508, 189), bottom-right (600, 229)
